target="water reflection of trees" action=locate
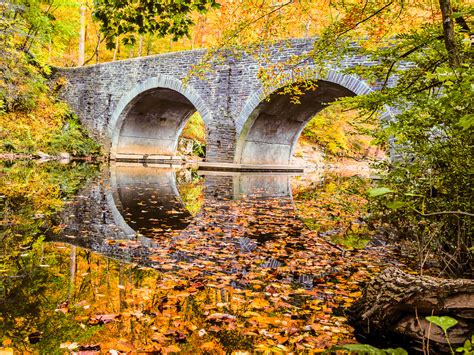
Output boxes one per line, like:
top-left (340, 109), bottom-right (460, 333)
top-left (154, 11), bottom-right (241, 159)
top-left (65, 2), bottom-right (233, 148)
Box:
top-left (0, 161), bottom-right (99, 351)
top-left (292, 172), bottom-right (375, 249)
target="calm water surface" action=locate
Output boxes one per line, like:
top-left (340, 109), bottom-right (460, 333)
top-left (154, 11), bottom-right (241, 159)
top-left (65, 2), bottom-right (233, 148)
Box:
top-left (0, 161), bottom-right (397, 353)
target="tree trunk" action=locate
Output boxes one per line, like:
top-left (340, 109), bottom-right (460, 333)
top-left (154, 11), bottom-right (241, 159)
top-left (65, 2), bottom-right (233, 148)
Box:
top-left (146, 34), bottom-right (152, 55)
top-left (138, 35), bottom-right (143, 57)
top-left (69, 246), bottom-right (76, 298)
top-left (95, 32), bottom-right (100, 64)
top-left (350, 267), bottom-right (474, 353)
top-left (78, 4), bottom-right (86, 66)
top-left (112, 37), bottom-right (119, 61)
top-left (439, 0), bottom-right (460, 66)
top-left (304, 17), bottom-right (311, 37)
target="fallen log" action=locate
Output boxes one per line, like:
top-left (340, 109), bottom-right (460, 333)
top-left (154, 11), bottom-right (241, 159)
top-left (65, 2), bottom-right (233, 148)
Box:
top-left (349, 267), bottom-right (474, 353)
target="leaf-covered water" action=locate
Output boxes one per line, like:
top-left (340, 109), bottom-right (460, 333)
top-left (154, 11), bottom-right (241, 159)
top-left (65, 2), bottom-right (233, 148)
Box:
top-left (0, 161), bottom-right (401, 353)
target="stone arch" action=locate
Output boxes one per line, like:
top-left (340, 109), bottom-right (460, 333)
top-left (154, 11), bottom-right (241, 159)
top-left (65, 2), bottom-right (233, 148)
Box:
top-left (108, 75), bottom-right (212, 159)
top-left (235, 69), bottom-right (395, 165)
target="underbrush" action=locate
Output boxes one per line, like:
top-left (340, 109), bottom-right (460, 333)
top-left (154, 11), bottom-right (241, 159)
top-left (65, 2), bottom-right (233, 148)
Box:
top-left (0, 95), bottom-right (101, 157)
top-left (0, 8), bottom-right (101, 158)
top-left (301, 104), bottom-right (382, 160)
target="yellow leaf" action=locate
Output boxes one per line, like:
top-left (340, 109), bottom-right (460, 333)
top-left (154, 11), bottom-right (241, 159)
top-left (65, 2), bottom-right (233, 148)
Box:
top-left (200, 341), bottom-right (217, 351)
top-left (250, 298), bottom-right (270, 310)
top-left (163, 344), bottom-right (180, 353)
top-left (349, 291), bottom-right (362, 298)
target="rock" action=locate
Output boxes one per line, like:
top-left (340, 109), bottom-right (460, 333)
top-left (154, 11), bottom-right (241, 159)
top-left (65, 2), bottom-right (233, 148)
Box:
top-left (58, 152), bottom-right (70, 162)
top-left (177, 138), bottom-right (194, 155)
top-left (36, 151), bottom-right (51, 159)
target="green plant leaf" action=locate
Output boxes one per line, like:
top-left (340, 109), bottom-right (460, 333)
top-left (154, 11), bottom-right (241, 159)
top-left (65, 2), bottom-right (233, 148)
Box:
top-left (455, 336), bottom-right (472, 353)
top-left (367, 187), bottom-right (395, 197)
top-left (426, 316), bottom-right (458, 333)
top-left (457, 114), bottom-right (474, 130)
top-left (384, 349), bottom-right (409, 355)
top-left (403, 193), bottom-right (423, 197)
top-left (329, 344), bottom-right (407, 354)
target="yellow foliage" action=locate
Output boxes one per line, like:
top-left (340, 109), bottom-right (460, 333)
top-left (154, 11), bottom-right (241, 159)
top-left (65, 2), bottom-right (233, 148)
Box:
top-left (180, 112), bottom-right (207, 144)
top-left (0, 95), bottom-right (68, 153)
top-left (301, 103), bottom-right (378, 159)
top-left (250, 298), bottom-right (270, 310)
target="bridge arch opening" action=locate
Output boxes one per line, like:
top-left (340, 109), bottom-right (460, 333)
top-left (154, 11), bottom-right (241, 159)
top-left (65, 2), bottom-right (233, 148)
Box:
top-left (235, 79), bottom-right (358, 165)
top-left (109, 76), bottom-right (210, 160)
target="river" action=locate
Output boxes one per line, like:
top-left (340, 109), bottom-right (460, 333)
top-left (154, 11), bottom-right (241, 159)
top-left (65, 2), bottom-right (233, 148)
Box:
top-left (0, 160), bottom-right (399, 353)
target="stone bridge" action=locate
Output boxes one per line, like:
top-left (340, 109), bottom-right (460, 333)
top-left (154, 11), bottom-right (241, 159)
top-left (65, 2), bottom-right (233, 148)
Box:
top-left (55, 38), bottom-right (394, 166)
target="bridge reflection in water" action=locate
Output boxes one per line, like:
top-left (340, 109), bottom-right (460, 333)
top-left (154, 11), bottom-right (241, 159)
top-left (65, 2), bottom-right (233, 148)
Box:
top-left (53, 163), bottom-right (317, 272)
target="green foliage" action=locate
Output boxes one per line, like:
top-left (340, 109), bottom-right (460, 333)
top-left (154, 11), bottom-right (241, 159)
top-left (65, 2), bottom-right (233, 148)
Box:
top-left (93, 0), bottom-right (220, 49)
top-left (456, 335), bottom-right (473, 354)
top-left (339, 4), bottom-right (474, 276)
top-left (0, 5), bottom-right (47, 113)
top-left (426, 316), bottom-right (458, 333)
top-left (47, 114), bottom-right (102, 156)
top-left (0, 102), bottom-right (101, 156)
top-left (367, 187), bottom-right (395, 198)
top-left (329, 343), bottom-right (408, 354)
top-left (192, 141), bottom-right (206, 158)
top-left (301, 103), bottom-right (379, 158)
top-left (180, 112), bottom-right (207, 145)
top-left (1, 0), bottom-right (79, 111)
top-left (0, 1), bottom-right (101, 156)
top-left (426, 315), bottom-right (460, 354)
top-left (179, 112), bottom-right (207, 157)
top-left (177, 172), bottom-right (205, 216)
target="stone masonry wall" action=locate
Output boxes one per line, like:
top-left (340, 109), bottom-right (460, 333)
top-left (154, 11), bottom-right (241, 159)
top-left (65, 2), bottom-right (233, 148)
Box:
top-left (53, 38), bottom-right (394, 163)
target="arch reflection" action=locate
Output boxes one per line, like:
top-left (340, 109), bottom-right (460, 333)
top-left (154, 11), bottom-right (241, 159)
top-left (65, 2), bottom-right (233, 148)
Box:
top-left (108, 164), bottom-right (195, 240)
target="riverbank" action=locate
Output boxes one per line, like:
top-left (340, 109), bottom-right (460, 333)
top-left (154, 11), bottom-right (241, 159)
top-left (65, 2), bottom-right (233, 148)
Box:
top-left (292, 138), bottom-right (385, 172)
top-left (0, 152), bottom-right (105, 161)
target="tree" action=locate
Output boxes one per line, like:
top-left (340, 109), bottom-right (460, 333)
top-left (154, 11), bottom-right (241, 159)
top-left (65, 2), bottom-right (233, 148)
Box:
top-left (341, 1), bottom-right (473, 276)
top-left (439, 0), bottom-right (461, 66)
top-left (92, 0), bottom-right (220, 50)
top-left (226, 0), bottom-right (472, 275)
